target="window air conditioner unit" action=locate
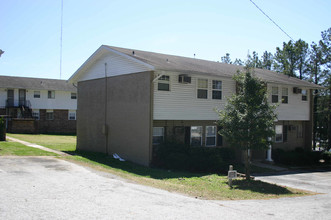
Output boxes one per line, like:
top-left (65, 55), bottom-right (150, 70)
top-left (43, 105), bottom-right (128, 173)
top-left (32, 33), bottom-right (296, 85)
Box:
top-left (178, 75), bottom-right (191, 84)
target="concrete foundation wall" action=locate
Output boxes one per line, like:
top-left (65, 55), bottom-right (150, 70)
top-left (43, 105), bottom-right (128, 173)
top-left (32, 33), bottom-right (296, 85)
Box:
top-left (77, 72), bottom-right (152, 166)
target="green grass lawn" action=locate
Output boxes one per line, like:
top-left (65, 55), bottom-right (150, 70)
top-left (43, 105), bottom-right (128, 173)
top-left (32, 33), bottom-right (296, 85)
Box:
top-left (0, 140), bottom-right (57, 156)
top-left (65, 150), bottom-right (310, 200)
top-left (4, 133), bottom-right (311, 200)
top-left (7, 133), bottom-right (76, 152)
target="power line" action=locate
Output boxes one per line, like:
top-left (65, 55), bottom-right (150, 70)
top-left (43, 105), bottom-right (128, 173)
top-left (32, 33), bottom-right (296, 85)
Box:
top-left (249, 0), bottom-right (294, 41)
top-left (60, 0), bottom-right (64, 79)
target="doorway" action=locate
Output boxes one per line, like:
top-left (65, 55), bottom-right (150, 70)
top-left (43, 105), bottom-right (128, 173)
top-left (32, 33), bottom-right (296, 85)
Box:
top-left (7, 89), bottom-right (14, 107)
top-left (19, 89), bottom-right (26, 106)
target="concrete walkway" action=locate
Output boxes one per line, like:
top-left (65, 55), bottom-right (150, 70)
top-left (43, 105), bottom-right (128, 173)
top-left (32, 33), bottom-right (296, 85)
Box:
top-left (6, 136), bottom-right (70, 156)
top-left (252, 161), bottom-right (288, 172)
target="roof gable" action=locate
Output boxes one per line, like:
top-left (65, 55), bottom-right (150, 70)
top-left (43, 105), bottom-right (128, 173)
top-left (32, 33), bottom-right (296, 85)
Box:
top-left (68, 45), bottom-right (154, 83)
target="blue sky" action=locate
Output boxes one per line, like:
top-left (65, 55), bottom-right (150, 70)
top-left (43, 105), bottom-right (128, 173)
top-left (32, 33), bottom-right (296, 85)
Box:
top-left (1, 0), bottom-right (330, 80)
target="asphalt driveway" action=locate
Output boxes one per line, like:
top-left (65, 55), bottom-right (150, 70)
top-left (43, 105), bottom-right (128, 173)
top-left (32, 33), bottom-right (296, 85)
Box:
top-left (0, 156), bottom-right (330, 219)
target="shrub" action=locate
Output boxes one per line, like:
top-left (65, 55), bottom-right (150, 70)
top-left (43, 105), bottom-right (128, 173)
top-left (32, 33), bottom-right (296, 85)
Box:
top-left (321, 151), bottom-right (331, 163)
top-left (0, 117), bottom-right (5, 141)
top-left (152, 141), bottom-right (235, 173)
top-left (272, 148), bottom-right (325, 166)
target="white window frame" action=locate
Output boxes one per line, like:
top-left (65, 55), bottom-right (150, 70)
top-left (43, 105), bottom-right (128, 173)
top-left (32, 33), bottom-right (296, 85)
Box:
top-left (212, 80), bottom-right (222, 100)
top-left (275, 125), bottom-right (283, 143)
top-left (152, 127), bottom-right (164, 145)
top-left (48, 90), bottom-right (55, 99)
top-left (34, 91), bottom-right (40, 98)
top-left (197, 79), bottom-right (208, 99)
top-left (32, 109), bottom-right (40, 120)
top-left (190, 126), bottom-right (202, 146)
top-left (71, 93), bottom-right (77, 99)
top-left (282, 87), bottom-right (288, 104)
top-left (157, 75), bottom-right (170, 91)
top-left (302, 89), bottom-right (307, 101)
top-left (46, 109), bottom-right (54, 120)
top-left (205, 126), bottom-right (216, 147)
top-left (272, 87), bottom-right (278, 103)
top-left (68, 110), bottom-right (76, 120)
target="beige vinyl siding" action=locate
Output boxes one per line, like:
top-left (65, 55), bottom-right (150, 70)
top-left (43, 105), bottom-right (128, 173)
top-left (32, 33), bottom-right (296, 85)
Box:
top-left (77, 52), bottom-right (152, 82)
top-left (153, 71), bottom-right (236, 120)
top-left (268, 84), bottom-right (310, 121)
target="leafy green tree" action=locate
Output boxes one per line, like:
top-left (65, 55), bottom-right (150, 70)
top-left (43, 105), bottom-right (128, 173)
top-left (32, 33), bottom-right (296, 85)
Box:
top-left (221, 53), bottom-right (232, 64)
top-left (295, 39), bottom-right (309, 79)
top-left (233, 58), bottom-right (244, 66)
top-left (246, 51), bottom-right (262, 68)
top-left (308, 28), bottom-right (331, 150)
top-left (218, 68), bottom-right (277, 180)
top-left (318, 27), bottom-right (331, 150)
top-left (261, 51), bottom-right (273, 70)
top-left (274, 40), bottom-right (299, 77)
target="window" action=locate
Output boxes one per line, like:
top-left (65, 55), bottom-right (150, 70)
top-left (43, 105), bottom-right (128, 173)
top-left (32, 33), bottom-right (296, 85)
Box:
top-left (158, 75), bottom-right (170, 91)
top-left (205, 126), bottom-right (216, 146)
top-left (190, 126), bottom-right (202, 146)
top-left (48, 90), bottom-right (55, 99)
top-left (32, 109), bottom-right (40, 120)
top-left (275, 125), bottom-right (283, 143)
top-left (153, 127), bottom-right (164, 145)
top-left (272, 87), bottom-right (278, 103)
top-left (197, 79), bottom-right (208, 99)
top-left (212, 80), bottom-right (222, 100)
top-left (34, 91), bottom-right (40, 98)
top-left (68, 111), bottom-right (76, 120)
top-left (302, 89), bottom-right (307, 101)
top-left (71, 93), bottom-right (77, 99)
top-left (46, 110), bottom-right (54, 120)
top-left (282, 88), bottom-right (288, 104)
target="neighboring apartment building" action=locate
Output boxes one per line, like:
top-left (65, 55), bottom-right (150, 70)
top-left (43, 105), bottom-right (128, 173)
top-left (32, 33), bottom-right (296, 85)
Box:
top-left (69, 45), bottom-right (322, 166)
top-left (0, 75), bottom-right (77, 134)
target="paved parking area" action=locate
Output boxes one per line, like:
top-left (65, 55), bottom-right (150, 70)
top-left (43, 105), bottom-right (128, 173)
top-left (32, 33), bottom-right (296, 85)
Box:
top-left (0, 156), bottom-right (330, 219)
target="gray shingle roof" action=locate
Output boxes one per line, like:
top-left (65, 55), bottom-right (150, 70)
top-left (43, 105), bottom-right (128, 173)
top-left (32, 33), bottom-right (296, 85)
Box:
top-left (106, 45), bottom-right (323, 89)
top-left (0, 75), bottom-right (77, 92)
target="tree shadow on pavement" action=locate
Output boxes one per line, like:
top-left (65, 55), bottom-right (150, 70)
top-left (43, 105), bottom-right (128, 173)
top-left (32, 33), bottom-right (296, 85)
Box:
top-left (232, 179), bottom-right (294, 195)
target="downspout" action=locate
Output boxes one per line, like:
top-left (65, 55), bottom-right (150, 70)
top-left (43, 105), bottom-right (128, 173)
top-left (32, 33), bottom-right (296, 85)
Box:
top-left (104, 62), bottom-right (109, 155)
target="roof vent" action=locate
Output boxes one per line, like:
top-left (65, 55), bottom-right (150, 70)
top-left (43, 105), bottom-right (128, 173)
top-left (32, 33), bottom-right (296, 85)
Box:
top-left (132, 51), bottom-right (135, 55)
top-left (166, 58), bottom-right (169, 63)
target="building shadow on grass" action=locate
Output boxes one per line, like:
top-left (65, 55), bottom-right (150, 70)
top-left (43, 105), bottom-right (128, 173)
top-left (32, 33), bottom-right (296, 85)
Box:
top-left (64, 150), bottom-right (206, 180)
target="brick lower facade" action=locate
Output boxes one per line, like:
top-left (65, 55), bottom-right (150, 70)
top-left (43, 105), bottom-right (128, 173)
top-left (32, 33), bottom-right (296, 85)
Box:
top-left (5, 109), bottom-right (76, 134)
top-left (154, 120), bottom-right (311, 161)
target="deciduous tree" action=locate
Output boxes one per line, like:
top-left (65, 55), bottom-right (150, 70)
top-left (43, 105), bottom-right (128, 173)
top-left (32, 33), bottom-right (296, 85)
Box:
top-left (218, 68), bottom-right (277, 180)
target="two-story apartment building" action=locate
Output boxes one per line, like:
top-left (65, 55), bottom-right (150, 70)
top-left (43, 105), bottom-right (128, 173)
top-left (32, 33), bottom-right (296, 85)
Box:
top-left (69, 45), bottom-right (322, 166)
top-left (0, 75), bottom-right (77, 134)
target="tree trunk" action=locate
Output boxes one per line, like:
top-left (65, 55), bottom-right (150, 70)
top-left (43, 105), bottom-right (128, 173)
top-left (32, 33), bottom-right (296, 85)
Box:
top-left (245, 148), bottom-right (251, 180)
top-left (313, 94), bottom-right (318, 150)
